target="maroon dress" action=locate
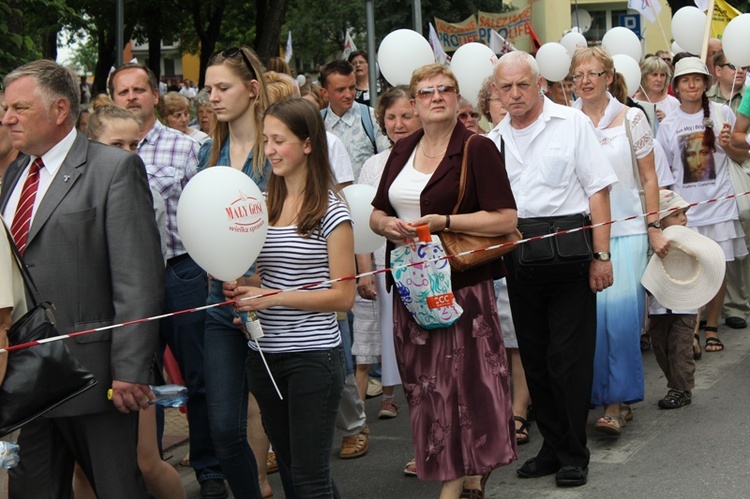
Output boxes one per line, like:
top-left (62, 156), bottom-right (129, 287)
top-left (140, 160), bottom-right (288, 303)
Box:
top-left (372, 122), bottom-right (518, 481)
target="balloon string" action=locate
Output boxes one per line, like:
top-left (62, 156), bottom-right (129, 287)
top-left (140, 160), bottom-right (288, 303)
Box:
top-left (638, 85), bottom-right (653, 103)
top-left (3, 190), bottom-right (750, 354)
top-left (254, 339), bottom-right (283, 400)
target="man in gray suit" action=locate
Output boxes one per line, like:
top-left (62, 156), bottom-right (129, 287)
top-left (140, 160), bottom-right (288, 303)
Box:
top-left (0, 60), bottom-right (164, 497)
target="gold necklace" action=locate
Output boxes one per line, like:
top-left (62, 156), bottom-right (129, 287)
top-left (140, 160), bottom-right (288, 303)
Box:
top-left (420, 138), bottom-right (447, 159)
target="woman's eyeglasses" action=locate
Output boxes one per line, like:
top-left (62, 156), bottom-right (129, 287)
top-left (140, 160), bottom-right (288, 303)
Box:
top-left (571, 71), bottom-right (607, 82)
top-left (209, 47), bottom-right (257, 80)
top-left (416, 85), bottom-right (457, 98)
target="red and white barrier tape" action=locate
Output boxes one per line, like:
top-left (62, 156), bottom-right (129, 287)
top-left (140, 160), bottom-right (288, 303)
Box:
top-left (2, 190), bottom-right (747, 354)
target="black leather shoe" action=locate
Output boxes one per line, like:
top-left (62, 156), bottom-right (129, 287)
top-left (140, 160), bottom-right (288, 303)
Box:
top-left (200, 479), bottom-right (228, 499)
top-left (517, 457), bottom-right (560, 478)
top-left (726, 316), bottom-right (747, 329)
top-left (556, 466), bottom-right (588, 487)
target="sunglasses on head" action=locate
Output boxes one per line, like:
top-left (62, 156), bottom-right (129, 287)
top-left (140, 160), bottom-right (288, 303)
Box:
top-left (209, 47), bottom-right (257, 80)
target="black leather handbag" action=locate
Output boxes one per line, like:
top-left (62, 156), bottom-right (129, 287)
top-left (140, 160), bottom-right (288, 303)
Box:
top-left (0, 224), bottom-right (97, 437)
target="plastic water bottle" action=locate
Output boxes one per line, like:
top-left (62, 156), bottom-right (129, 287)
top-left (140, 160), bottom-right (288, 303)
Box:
top-left (0, 441), bottom-right (20, 469)
top-left (241, 311), bottom-right (264, 340)
top-left (150, 384), bottom-right (189, 408)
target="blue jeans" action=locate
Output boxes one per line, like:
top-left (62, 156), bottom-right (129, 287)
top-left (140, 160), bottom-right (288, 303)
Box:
top-left (160, 255), bottom-right (223, 482)
top-left (204, 307), bottom-right (262, 498)
top-left (248, 347), bottom-right (345, 499)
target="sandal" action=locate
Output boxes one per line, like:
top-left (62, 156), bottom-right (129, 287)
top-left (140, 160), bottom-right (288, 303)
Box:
top-left (619, 404), bottom-right (634, 425)
top-left (514, 415), bottom-right (530, 445)
top-left (459, 472), bottom-right (491, 499)
top-left (266, 451), bottom-right (278, 475)
top-left (339, 426), bottom-right (369, 459)
top-left (704, 326), bottom-right (724, 352)
top-left (658, 389), bottom-right (691, 409)
top-left (594, 414), bottom-right (623, 436)
top-left (640, 332), bottom-right (651, 351)
top-left (693, 334), bottom-right (702, 360)
top-left (403, 458), bottom-right (417, 476)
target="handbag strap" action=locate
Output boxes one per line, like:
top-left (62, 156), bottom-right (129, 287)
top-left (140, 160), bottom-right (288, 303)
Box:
top-left (450, 134), bottom-right (476, 215)
top-left (624, 112), bottom-right (645, 197)
top-left (2, 219), bottom-right (43, 307)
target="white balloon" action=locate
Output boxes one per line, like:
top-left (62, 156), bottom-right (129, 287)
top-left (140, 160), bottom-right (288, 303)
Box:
top-left (341, 184), bottom-right (385, 254)
top-left (722, 14), bottom-right (750, 68)
top-left (450, 43), bottom-right (497, 106)
top-left (296, 74), bottom-right (306, 87)
top-left (671, 41), bottom-right (684, 56)
top-left (177, 167), bottom-right (268, 282)
top-left (613, 54), bottom-right (641, 95)
top-left (378, 29), bottom-right (435, 86)
top-left (601, 27), bottom-right (642, 63)
top-left (671, 7), bottom-right (707, 56)
top-left (535, 42), bottom-right (571, 82)
top-left (571, 8), bottom-right (592, 33)
top-left (560, 32), bottom-right (587, 58)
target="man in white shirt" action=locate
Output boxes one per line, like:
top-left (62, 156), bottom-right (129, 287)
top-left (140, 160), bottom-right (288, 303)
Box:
top-left (488, 51), bottom-right (617, 488)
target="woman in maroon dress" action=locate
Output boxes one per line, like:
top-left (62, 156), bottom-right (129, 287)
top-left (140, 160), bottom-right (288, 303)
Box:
top-left (370, 63), bottom-right (518, 498)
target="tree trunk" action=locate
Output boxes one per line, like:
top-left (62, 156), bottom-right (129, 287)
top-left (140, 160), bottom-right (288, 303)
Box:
top-left (41, 29), bottom-right (58, 61)
top-left (193, 0), bottom-right (225, 88)
top-left (254, 0), bottom-right (290, 62)
top-left (147, 15), bottom-right (162, 83)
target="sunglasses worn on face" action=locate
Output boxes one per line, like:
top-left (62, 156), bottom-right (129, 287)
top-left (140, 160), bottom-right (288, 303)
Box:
top-left (458, 112), bottom-right (479, 120)
top-left (416, 85), bottom-right (457, 98)
top-left (210, 47), bottom-right (257, 80)
top-left (719, 63), bottom-right (749, 71)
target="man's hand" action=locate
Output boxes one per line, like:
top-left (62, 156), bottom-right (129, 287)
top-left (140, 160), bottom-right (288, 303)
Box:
top-left (110, 380), bottom-right (154, 414)
top-left (589, 259), bottom-right (613, 293)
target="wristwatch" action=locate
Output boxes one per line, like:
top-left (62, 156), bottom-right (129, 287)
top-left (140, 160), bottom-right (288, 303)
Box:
top-left (593, 251), bottom-right (611, 261)
top-left (647, 221), bottom-right (662, 230)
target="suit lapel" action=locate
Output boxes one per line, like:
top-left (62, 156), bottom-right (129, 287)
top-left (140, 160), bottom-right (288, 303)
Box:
top-left (0, 155), bottom-right (30, 213)
top-left (27, 132), bottom-right (88, 246)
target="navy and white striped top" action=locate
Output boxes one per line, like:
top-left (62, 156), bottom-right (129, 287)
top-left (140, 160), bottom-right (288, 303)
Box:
top-left (252, 192), bottom-right (352, 353)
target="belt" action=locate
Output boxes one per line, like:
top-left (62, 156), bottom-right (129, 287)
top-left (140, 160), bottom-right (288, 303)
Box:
top-left (167, 253), bottom-right (191, 267)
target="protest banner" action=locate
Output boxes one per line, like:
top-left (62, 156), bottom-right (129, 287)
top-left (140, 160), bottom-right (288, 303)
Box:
top-left (712, 0), bottom-right (741, 37)
top-left (477, 7), bottom-right (533, 53)
top-left (434, 15), bottom-right (480, 52)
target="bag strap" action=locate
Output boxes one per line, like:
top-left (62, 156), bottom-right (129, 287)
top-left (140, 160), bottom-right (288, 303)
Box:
top-left (358, 103), bottom-right (377, 152)
top-left (624, 112), bottom-right (645, 197)
top-left (2, 219), bottom-right (43, 307)
top-left (451, 134), bottom-right (476, 215)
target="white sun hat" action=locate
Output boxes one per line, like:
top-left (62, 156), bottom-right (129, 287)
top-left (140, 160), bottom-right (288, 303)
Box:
top-left (641, 225), bottom-right (726, 310)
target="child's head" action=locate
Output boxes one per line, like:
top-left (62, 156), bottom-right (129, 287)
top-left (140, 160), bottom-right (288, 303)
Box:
top-left (659, 189), bottom-right (689, 228)
top-left (87, 96), bottom-right (142, 152)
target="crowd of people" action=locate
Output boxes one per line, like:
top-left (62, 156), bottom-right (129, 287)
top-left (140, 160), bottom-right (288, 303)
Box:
top-left (1, 27), bottom-right (750, 499)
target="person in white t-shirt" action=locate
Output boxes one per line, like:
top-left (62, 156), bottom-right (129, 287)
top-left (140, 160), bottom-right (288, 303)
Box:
top-left (656, 57), bottom-right (749, 353)
top-left (228, 98), bottom-right (355, 498)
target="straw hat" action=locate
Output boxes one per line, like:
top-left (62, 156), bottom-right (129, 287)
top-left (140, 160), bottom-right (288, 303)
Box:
top-left (671, 56), bottom-right (713, 90)
top-left (641, 225), bottom-right (725, 310)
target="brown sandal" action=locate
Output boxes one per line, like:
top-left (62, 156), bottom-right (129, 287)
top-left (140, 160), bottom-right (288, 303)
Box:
top-left (339, 426), bottom-right (369, 459)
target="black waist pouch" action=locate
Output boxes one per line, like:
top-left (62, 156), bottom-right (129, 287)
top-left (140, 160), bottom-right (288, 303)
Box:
top-left (512, 214), bottom-right (593, 283)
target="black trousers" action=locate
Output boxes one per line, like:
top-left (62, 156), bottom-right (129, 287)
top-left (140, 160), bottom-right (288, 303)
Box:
top-left (9, 410), bottom-right (146, 498)
top-left (506, 259), bottom-right (597, 469)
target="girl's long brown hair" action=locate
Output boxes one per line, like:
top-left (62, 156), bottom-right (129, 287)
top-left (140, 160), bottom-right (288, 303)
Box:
top-left (264, 98), bottom-right (337, 237)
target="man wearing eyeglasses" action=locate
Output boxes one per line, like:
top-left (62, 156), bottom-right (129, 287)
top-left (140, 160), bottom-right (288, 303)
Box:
top-left (488, 51), bottom-right (617, 488)
top-left (110, 64), bottom-right (227, 499)
top-left (708, 50), bottom-right (748, 113)
top-left (707, 49), bottom-right (750, 332)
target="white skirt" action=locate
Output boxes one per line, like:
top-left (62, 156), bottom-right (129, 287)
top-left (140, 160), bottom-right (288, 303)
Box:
top-left (693, 219), bottom-right (748, 261)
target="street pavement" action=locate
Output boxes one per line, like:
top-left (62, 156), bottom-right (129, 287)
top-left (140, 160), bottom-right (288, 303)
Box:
top-left (171, 321), bottom-right (750, 498)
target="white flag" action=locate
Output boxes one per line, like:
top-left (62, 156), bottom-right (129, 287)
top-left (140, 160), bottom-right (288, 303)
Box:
top-left (284, 31), bottom-right (293, 63)
top-left (694, 0), bottom-right (709, 11)
top-left (342, 31), bottom-right (358, 60)
top-left (428, 23), bottom-right (450, 65)
top-left (628, 0), bottom-right (662, 23)
top-left (489, 30), bottom-right (517, 55)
